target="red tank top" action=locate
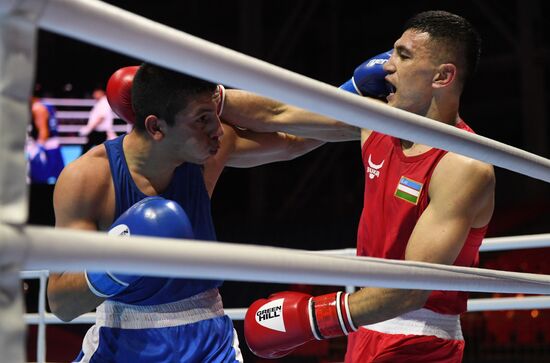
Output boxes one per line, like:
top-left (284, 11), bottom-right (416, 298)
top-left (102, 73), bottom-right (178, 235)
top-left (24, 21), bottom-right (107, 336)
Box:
top-left (357, 120), bottom-right (487, 314)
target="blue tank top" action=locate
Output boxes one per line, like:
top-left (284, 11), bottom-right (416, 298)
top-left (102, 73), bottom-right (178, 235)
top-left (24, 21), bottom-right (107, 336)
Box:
top-left (43, 103), bottom-right (59, 137)
top-left (105, 135), bottom-right (222, 305)
top-left (30, 102), bottom-right (59, 139)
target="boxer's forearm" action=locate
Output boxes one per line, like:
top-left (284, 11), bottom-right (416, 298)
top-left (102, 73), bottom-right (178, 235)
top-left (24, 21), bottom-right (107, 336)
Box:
top-left (47, 272), bottom-right (104, 322)
top-left (348, 287), bottom-right (430, 327)
top-left (222, 90), bottom-right (360, 142)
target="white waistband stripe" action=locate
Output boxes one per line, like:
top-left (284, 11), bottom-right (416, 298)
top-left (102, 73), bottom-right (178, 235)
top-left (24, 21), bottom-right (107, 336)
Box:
top-left (361, 308), bottom-right (463, 340)
top-left (95, 288), bottom-right (225, 329)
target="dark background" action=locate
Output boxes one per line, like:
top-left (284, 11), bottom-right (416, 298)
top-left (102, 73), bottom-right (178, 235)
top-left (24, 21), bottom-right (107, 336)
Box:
top-left (27, 0), bottom-right (550, 362)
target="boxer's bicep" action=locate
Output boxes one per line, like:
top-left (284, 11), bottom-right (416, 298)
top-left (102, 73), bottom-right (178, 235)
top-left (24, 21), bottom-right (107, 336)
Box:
top-left (53, 160), bottom-right (102, 230)
top-left (404, 155), bottom-right (494, 264)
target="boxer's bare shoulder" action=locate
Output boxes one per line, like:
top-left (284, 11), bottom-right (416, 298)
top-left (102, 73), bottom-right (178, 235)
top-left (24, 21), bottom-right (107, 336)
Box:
top-left (53, 144), bottom-right (115, 230)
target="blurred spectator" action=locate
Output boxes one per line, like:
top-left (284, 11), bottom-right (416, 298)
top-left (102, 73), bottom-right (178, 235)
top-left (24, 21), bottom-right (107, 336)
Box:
top-left (79, 87), bottom-right (117, 153)
top-left (27, 96), bottom-right (64, 184)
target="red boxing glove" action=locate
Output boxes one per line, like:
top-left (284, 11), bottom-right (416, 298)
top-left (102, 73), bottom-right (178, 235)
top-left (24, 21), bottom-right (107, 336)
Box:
top-left (106, 66), bottom-right (139, 124)
top-left (244, 291), bottom-right (357, 359)
top-left (106, 65), bottom-right (224, 124)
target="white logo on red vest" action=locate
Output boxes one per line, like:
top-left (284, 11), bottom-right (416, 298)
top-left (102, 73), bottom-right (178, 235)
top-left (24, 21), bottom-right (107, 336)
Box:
top-left (367, 155), bottom-right (385, 179)
top-left (255, 298), bottom-right (286, 332)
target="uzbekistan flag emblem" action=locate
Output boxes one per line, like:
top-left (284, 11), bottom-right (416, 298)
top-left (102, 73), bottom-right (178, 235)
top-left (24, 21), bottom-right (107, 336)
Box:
top-left (394, 176), bottom-right (423, 205)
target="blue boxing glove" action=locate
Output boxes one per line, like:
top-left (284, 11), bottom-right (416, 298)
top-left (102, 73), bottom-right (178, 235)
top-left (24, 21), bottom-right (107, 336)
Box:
top-left (339, 50), bottom-right (392, 99)
top-left (85, 196), bottom-right (194, 298)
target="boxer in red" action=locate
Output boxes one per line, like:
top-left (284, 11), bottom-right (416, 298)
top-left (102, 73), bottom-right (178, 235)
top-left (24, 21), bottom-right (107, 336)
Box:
top-left (222, 10), bottom-right (494, 363)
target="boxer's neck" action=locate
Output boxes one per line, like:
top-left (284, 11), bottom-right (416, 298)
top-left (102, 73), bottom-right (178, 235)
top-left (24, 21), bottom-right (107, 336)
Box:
top-left (123, 132), bottom-right (178, 194)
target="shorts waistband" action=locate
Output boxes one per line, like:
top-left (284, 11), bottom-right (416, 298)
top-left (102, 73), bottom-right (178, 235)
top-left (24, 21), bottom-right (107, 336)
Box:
top-left (361, 308), bottom-right (463, 340)
top-left (96, 288), bottom-right (225, 329)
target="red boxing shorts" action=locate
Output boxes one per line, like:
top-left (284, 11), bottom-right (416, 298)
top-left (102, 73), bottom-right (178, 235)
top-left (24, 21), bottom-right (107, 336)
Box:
top-left (345, 308), bottom-right (465, 363)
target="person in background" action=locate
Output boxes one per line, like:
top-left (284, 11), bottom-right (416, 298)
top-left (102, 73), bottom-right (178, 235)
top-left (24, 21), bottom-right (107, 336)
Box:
top-left (27, 95), bottom-right (65, 184)
top-left (80, 87), bottom-right (117, 153)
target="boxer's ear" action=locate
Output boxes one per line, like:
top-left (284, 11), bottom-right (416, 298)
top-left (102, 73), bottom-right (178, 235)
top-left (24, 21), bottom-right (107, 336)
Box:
top-left (432, 63), bottom-right (456, 89)
top-left (144, 115), bottom-right (165, 141)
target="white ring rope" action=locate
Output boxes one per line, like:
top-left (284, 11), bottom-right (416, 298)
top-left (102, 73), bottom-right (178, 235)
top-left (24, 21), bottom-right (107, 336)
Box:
top-left (22, 295), bottom-right (550, 326)
top-left (1, 0), bottom-right (548, 182)
top-left (467, 296), bottom-right (550, 312)
top-left (319, 233), bottom-right (550, 256)
top-left (477, 233), bottom-right (550, 252)
top-left (22, 294), bottom-right (550, 326)
top-left (20, 268), bottom-right (550, 329)
top-left (4, 224), bottom-right (550, 295)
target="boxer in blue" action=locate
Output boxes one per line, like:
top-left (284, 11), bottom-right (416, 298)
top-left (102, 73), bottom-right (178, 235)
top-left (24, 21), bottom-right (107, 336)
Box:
top-left (28, 96), bottom-right (64, 183)
top-left (78, 196), bottom-right (238, 362)
top-left (47, 63), bottom-right (356, 362)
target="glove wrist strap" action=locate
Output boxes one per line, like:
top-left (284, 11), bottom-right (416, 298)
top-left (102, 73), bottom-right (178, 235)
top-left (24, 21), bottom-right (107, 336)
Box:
top-left (85, 270), bottom-right (129, 298)
top-left (340, 292), bottom-right (358, 333)
top-left (310, 292), bottom-right (357, 339)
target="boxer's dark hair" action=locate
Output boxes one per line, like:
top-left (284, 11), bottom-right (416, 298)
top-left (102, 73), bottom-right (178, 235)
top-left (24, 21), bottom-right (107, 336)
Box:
top-left (131, 63), bottom-right (217, 131)
top-left (404, 10), bottom-right (481, 87)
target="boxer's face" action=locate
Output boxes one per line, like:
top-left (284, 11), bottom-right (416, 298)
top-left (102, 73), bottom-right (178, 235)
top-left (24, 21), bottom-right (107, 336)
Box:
top-left (384, 29), bottom-right (439, 116)
top-left (165, 90), bottom-right (223, 164)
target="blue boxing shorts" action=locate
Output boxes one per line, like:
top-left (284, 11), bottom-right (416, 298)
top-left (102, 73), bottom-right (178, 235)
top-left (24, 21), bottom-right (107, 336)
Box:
top-left (74, 289), bottom-right (243, 363)
top-left (27, 138), bottom-right (64, 184)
